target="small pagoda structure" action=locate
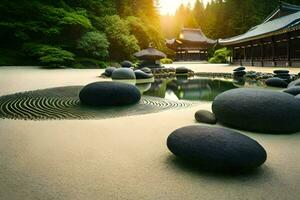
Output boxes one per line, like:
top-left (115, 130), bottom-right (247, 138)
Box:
top-left (166, 28), bottom-right (217, 61)
top-left (134, 46), bottom-right (166, 68)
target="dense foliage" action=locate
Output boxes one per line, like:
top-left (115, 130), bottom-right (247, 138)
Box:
top-left (0, 0), bottom-right (164, 67)
top-left (1, 0), bottom-right (299, 66)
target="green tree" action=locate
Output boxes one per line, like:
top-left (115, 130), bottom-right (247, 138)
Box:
top-left (77, 31), bottom-right (109, 59)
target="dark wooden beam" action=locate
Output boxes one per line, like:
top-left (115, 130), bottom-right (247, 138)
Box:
top-left (260, 41), bottom-right (264, 67)
top-left (271, 36), bottom-right (276, 67)
top-left (287, 33), bottom-right (291, 67)
top-left (250, 43), bottom-right (254, 66)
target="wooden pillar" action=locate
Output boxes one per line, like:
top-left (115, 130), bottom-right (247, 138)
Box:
top-left (287, 33), bottom-right (291, 67)
top-left (185, 50), bottom-right (188, 61)
top-left (239, 47), bottom-right (241, 65)
top-left (271, 36), bottom-right (276, 67)
top-left (250, 44), bottom-right (254, 66)
top-left (199, 49), bottom-right (201, 61)
top-left (260, 41), bottom-right (264, 67)
top-left (230, 47), bottom-right (233, 64)
top-left (244, 46), bottom-right (247, 62)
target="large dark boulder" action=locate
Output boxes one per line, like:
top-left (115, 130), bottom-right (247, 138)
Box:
top-left (212, 88), bottom-right (300, 133)
top-left (112, 68), bottom-right (136, 80)
top-left (273, 69), bottom-right (289, 74)
top-left (167, 126), bottom-right (267, 171)
top-left (134, 70), bottom-right (154, 79)
top-left (194, 110), bottom-right (217, 124)
top-left (121, 60), bottom-right (133, 68)
top-left (79, 82), bottom-right (141, 106)
top-left (233, 66), bottom-right (246, 71)
top-left (283, 86), bottom-right (300, 96)
top-left (104, 67), bottom-right (116, 77)
top-left (265, 77), bottom-right (288, 88)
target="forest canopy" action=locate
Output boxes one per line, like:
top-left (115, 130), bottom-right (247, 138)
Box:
top-left (0, 0), bottom-right (164, 67)
top-left (0, 0), bottom-right (299, 67)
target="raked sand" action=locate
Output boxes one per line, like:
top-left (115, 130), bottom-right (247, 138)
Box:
top-left (0, 65), bottom-right (300, 200)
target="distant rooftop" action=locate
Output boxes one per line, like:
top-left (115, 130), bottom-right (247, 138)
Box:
top-left (179, 28), bottom-right (216, 44)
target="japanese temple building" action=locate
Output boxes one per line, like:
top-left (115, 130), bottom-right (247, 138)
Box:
top-left (219, 2), bottom-right (300, 67)
top-left (166, 28), bottom-right (216, 61)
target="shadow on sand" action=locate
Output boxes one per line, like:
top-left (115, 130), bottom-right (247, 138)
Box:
top-left (165, 155), bottom-right (272, 180)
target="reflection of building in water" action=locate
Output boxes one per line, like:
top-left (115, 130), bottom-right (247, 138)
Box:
top-left (167, 79), bottom-right (237, 101)
top-left (144, 78), bottom-right (237, 101)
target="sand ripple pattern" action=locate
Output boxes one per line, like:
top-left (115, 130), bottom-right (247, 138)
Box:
top-left (0, 86), bottom-right (194, 120)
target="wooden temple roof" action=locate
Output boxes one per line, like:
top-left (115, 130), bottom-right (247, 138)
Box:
top-left (219, 2), bottom-right (300, 46)
top-left (166, 28), bottom-right (216, 51)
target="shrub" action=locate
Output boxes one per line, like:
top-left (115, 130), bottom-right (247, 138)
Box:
top-left (160, 58), bottom-right (173, 64)
top-left (24, 43), bottom-right (75, 67)
top-left (209, 48), bottom-right (232, 63)
top-left (77, 31), bottom-right (109, 59)
top-left (74, 57), bottom-right (108, 69)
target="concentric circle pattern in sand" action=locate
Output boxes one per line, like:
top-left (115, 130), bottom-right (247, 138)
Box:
top-left (0, 86), bottom-right (195, 120)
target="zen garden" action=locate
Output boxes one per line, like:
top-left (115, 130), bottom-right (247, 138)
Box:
top-left (1, 0), bottom-right (300, 199)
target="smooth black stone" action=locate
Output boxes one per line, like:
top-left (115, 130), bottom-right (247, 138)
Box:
top-left (112, 68), bottom-right (136, 80)
top-left (194, 110), bottom-right (217, 124)
top-left (233, 66), bottom-right (246, 71)
top-left (233, 70), bottom-right (246, 76)
top-left (288, 79), bottom-right (300, 88)
top-left (176, 67), bottom-right (189, 74)
top-left (121, 60), bottom-right (133, 68)
top-left (273, 69), bottom-right (289, 74)
top-left (134, 70), bottom-right (153, 79)
top-left (265, 77), bottom-right (288, 88)
top-left (140, 67), bottom-right (152, 74)
top-left (296, 94), bottom-right (300, 100)
top-left (167, 126), bottom-right (267, 171)
top-left (104, 67), bottom-right (116, 77)
top-left (283, 86), bottom-right (300, 96)
top-left (79, 82), bottom-right (141, 106)
top-left (212, 88), bottom-right (300, 133)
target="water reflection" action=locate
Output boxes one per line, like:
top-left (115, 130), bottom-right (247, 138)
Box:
top-left (140, 77), bottom-right (238, 102)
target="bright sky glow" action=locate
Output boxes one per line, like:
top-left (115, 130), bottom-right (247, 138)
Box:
top-left (158, 0), bottom-right (210, 15)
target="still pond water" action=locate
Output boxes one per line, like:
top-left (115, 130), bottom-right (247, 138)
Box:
top-left (137, 76), bottom-right (266, 102)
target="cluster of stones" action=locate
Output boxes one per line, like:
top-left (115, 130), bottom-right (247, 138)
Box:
top-left (167, 82), bottom-right (300, 172)
top-left (152, 67), bottom-right (176, 78)
top-left (103, 62), bottom-right (194, 79)
top-left (150, 67), bottom-right (194, 78)
top-left (102, 61), bottom-right (154, 81)
top-left (265, 69), bottom-right (293, 88)
top-left (233, 66), bottom-right (246, 77)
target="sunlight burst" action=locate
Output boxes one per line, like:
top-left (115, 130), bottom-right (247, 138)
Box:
top-left (158, 0), bottom-right (209, 15)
